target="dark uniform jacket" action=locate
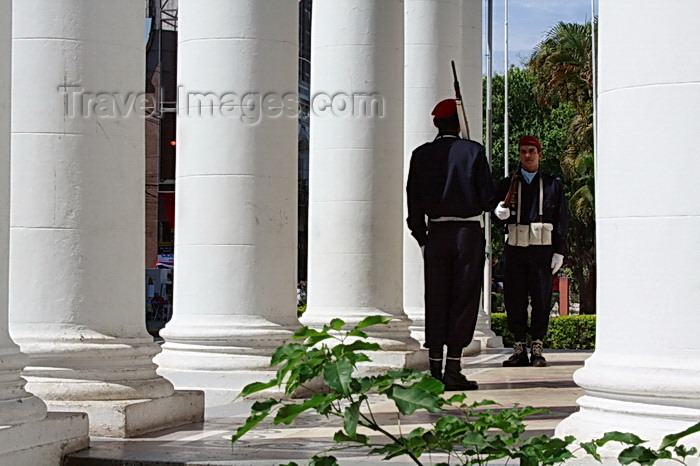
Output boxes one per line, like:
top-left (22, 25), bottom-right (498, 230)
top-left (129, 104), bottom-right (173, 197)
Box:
top-left (406, 136), bottom-right (497, 246)
top-left (495, 172), bottom-right (569, 255)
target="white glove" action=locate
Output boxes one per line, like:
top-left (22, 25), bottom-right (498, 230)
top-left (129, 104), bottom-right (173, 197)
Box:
top-left (551, 253), bottom-right (564, 275)
top-left (494, 202), bottom-right (510, 220)
top-left (421, 245), bottom-right (425, 258)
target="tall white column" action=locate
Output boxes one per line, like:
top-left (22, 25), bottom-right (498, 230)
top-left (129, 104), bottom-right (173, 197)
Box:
top-left (460, 0), bottom-right (501, 350)
top-left (1, 0), bottom-right (88, 461)
top-left (303, 1), bottom-right (415, 356)
top-left (154, 0), bottom-right (299, 406)
top-left (10, 0), bottom-right (203, 437)
top-left (403, 0), bottom-right (462, 345)
top-left (404, 0), bottom-right (496, 351)
top-left (0, 0), bottom-right (46, 429)
top-left (556, 0), bottom-right (700, 452)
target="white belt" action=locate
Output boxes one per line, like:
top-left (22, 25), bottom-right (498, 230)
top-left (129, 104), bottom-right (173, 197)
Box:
top-left (431, 215), bottom-right (484, 227)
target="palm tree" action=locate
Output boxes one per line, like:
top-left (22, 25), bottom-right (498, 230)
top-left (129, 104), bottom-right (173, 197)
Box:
top-left (528, 21), bottom-right (597, 314)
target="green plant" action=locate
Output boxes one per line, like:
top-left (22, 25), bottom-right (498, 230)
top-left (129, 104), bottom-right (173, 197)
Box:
top-left (232, 317), bottom-right (699, 465)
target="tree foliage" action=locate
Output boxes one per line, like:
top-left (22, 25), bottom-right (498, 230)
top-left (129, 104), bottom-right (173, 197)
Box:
top-left (485, 20), bottom-right (597, 314)
top-left (528, 20), bottom-right (597, 314)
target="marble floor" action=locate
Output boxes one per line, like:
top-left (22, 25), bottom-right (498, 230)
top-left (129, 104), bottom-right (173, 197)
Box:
top-left (64, 348), bottom-right (591, 466)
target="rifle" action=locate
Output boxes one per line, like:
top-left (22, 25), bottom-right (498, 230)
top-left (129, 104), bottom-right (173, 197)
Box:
top-left (450, 60), bottom-right (470, 140)
top-left (502, 162), bottom-right (523, 207)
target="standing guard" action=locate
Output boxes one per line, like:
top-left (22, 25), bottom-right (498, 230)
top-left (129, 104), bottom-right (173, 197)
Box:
top-left (493, 135), bottom-right (569, 367)
top-left (406, 99), bottom-right (497, 390)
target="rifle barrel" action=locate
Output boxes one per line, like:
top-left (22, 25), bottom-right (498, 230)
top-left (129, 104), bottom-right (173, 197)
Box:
top-left (451, 60), bottom-right (462, 100)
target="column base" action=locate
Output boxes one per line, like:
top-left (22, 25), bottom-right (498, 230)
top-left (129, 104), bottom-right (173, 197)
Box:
top-left (473, 332), bottom-right (503, 349)
top-left (159, 348), bottom-right (424, 407)
top-left (358, 348), bottom-right (424, 373)
top-left (403, 305), bottom-right (425, 345)
top-left (0, 412), bottom-right (89, 464)
top-left (462, 339), bottom-right (482, 356)
top-left (556, 396), bottom-right (700, 461)
top-left (158, 367), bottom-right (288, 407)
top-left (46, 390), bottom-right (204, 437)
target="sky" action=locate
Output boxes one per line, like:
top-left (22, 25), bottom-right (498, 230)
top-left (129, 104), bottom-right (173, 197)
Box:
top-left (485, 0), bottom-right (596, 74)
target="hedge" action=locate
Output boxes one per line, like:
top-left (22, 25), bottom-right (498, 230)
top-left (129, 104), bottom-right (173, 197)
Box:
top-left (491, 312), bottom-right (596, 350)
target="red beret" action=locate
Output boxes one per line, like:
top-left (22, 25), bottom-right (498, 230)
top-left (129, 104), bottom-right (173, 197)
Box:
top-left (518, 135), bottom-right (541, 150)
top-left (431, 99), bottom-right (457, 119)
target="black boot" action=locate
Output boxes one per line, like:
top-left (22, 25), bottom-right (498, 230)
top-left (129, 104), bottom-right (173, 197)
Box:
top-left (428, 346), bottom-right (443, 381)
top-left (442, 347), bottom-right (478, 391)
top-left (530, 339), bottom-right (547, 367)
top-left (502, 341), bottom-right (530, 367)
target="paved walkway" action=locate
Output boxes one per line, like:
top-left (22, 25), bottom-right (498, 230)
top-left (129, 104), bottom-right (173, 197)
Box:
top-left (65, 348), bottom-right (591, 466)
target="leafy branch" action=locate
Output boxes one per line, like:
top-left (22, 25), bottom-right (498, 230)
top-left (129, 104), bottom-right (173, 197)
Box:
top-left (232, 317), bottom-right (700, 466)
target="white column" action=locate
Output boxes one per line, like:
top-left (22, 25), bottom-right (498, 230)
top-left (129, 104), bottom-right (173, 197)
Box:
top-left (303, 0), bottom-right (419, 361)
top-left (154, 0), bottom-right (299, 406)
top-left (460, 0), bottom-right (501, 350)
top-left (10, 0), bottom-right (203, 437)
top-left (1, 0), bottom-right (88, 461)
top-left (403, 0), bottom-right (462, 345)
top-left (0, 0), bottom-right (46, 429)
top-left (556, 0), bottom-right (700, 452)
top-left (404, 0), bottom-right (497, 351)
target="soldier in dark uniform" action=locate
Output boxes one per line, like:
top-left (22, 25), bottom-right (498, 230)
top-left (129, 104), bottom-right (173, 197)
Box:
top-left (406, 99), bottom-right (497, 391)
top-left (493, 135), bottom-right (569, 367)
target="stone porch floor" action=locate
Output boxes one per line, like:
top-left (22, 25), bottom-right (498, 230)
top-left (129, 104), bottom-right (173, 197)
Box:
top-left (64, 348), bottom-right (591, 466)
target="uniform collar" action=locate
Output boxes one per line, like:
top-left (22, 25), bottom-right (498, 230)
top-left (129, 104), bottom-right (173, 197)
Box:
top-left (520, 169), bottom-right (539, 184)
top-left (435, 133), bottom-right (459, 140)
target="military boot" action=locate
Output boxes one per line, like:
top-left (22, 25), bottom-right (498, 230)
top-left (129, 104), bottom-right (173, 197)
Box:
top-left (442, 356), bottom-right (478, 391)
top-left (502, 341), bottom-right (530, 367)
top-left (428, 346), bottom-right (443, 381)
top-left (530, 339), bottom-right (547, 367)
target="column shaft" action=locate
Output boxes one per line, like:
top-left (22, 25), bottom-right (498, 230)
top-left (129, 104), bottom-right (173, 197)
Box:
top-left (10, 0), bottom-right (202, 437)
top-left (0, 0), bottom-right (46, 428)
top-left (1, 0), bottom-right (88, 460)
top-left (403, 0), bottom-right (496, 351)
top-left (556, 0), bottom-right (700, 450)
top-left (304, 0), bottom-right (417, 354)
top-left (154, 0), bottom-right (299, 406)
top-left (403, 0), bottom-right (462, 345)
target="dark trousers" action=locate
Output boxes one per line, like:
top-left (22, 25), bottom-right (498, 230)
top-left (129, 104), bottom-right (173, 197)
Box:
top-left (423, 222), bottom-right (485, 349)
top-left (503, 244), bottom-right (553, 341)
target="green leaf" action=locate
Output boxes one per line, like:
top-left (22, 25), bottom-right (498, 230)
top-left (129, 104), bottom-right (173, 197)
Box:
top-left (346, 328), bottom-right (368, 338)
top-left (660, 421), bottom-right (700, 449)
top-left (617, 445), bottom-right (662, 465)
top-left (273, 394), bottom-right (330, 425)
top-left (308, 455), bottom-right (339, 466)
top-left (467, 398), bottom-right (499, 409)
top-left (336, 340), bottom-right (381, 354)
top-left (333, 430), bottom-right (370, 445)
top-left (270, 343), bottom-right (307, 367)
top-left (674, 445), bottom-right (697, 458)
top-left (327, 318), bottom-right (345, 331)
top-left (353, 315), bottom-right (393, 331)
top-left (595, 431), bottom-right (646, 447)
top-left (387, 385), bottom-right (442, 415)
top-left (411, 375), bottom-right (444, 395)
top-left (579, 440), bottom-right (601, 462)
top-left (305, 333), bottom-right (334, 345)
top-left (443, 393), bottom-right (467, 405)
top-left (250, 398), bottom-right (278, 413)
top-left (292, 326), bottom-right (321, 339)
top-left (461, 431), bottom-right (489, 448)
top-left (323, 356), bottom-right (354, 396)
top-left (232, 407), bottom-right (274, 443)
top-left (237, 379), bottom-right (277, 399)
top-left (344, 401), bottom-right (361, 437)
